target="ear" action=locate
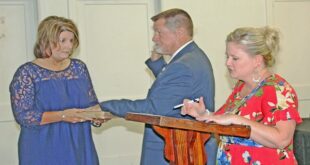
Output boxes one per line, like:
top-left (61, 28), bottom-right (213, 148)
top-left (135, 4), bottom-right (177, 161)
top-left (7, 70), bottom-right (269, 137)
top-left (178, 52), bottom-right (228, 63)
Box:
top-left (254, 55), bottom-right (264, 68)
top-left (45, 48), bottom-right (52, 57)
top-left (176, 27), bottom-right (186, 37)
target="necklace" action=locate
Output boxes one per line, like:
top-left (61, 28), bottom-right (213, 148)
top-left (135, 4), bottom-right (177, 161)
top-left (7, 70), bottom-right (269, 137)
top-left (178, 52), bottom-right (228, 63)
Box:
top-left (226, 78), bottom-right (266, 114)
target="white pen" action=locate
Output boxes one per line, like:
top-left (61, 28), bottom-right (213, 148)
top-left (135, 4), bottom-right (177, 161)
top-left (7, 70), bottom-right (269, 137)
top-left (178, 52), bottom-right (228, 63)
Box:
top-left (173, 98), bottom-right (200, 110)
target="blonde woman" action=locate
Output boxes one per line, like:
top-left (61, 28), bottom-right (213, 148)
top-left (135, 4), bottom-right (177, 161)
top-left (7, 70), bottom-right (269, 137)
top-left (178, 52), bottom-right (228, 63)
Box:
top-left (181, 26), bottom-right (302, 164)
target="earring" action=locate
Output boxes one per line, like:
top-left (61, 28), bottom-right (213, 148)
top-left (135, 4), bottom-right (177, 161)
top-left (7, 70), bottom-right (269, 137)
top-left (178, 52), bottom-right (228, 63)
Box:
top-left (252, 69), bottom-right (261, 83)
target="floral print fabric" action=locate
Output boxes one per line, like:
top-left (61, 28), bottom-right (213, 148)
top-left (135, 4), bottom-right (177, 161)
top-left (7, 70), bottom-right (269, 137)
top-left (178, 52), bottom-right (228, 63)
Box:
top-left (215, 74), bottom-right (302, 165)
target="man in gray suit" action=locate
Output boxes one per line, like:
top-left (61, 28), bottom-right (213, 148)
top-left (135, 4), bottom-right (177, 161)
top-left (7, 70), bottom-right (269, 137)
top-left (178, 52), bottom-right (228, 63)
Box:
top-left (99, 8), bottom-right (217, 165)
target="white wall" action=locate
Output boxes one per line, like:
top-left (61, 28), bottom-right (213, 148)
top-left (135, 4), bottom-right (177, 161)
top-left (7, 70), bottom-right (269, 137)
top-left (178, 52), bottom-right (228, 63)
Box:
top-left (0, 0), bottom-right (37, 164)
top-left (1, 0), bottom-right (309, 164)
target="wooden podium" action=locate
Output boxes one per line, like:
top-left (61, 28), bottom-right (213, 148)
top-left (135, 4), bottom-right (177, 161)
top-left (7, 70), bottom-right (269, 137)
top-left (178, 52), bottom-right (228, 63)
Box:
top-left (125, 112), bottom-right (251, 165)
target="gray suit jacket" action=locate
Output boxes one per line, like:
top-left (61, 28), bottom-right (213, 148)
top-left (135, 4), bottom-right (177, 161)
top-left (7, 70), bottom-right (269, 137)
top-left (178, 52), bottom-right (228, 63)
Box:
top-left (100, 42), bottom-right (216, 165)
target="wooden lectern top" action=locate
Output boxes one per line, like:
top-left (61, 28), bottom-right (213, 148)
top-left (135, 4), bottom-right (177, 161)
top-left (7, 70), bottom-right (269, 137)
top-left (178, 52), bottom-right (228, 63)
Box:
top-left (125, 112), bottom-right (251, 165)
top-left (125, 112), bottom-right (251, 138)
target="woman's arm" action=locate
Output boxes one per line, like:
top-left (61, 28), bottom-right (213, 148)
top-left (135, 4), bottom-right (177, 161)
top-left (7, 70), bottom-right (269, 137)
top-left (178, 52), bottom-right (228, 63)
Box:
top-left (40, 109), bottom-right (91, 125)
top-left (181, 97), bottom-right (296, 149)
top-left (10, 66), bottom-right (43, 127)
top-left (204, 114), bottom-right (296, 149)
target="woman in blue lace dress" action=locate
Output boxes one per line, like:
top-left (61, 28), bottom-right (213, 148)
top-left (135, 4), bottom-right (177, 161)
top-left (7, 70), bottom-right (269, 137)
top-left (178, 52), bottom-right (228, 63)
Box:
top-left (9, 16), bottom-right (102, 165)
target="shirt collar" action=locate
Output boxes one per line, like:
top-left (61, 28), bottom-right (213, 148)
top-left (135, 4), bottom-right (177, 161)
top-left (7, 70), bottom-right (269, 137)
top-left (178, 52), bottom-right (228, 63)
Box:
top-left (166, 40), bottom-right (193, 64)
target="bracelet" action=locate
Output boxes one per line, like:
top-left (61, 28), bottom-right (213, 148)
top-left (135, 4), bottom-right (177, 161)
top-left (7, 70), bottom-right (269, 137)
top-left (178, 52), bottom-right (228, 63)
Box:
top-left (205, 109), bottom-right (211, 115)
top-left (91, 120), bottom-right (102, 127)
top-left (198, 109), bottom-right (211, 115)
top-left (61, 111), bottom-right (66, 121)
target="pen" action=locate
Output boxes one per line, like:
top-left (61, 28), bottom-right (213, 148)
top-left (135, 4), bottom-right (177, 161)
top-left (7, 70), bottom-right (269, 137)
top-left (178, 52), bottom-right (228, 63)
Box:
top-left (173, 98), bottom-right (200, 110)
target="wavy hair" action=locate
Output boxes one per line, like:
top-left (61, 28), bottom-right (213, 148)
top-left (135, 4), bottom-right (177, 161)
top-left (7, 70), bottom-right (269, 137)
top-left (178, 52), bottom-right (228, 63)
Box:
top-left (33, 16), bottom-right (79, 58)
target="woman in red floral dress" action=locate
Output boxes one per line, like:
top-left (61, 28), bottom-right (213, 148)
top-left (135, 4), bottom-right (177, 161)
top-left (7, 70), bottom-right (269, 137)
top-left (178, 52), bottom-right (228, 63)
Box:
top-left (181, 26), bottom-right (302, 165)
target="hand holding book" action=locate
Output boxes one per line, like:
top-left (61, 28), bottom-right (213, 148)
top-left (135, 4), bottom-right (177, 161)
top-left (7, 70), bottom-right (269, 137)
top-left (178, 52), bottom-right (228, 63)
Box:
top-left (78, 104), bottom-right (115, 127)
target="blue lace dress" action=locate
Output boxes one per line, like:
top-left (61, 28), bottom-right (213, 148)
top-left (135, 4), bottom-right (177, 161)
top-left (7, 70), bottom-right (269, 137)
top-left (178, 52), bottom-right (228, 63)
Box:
top-left (9, 59), bottom-right (99, 165)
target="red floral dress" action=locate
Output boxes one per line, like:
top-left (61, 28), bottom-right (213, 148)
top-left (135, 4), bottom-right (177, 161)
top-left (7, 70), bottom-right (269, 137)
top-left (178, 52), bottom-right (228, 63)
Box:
top-left (215, 74), bottom-right (302, 165)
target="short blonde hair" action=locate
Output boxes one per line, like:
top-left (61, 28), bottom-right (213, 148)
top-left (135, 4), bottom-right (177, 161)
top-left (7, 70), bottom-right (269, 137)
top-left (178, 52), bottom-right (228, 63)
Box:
top-left (226, 26), bottom-right (280, 67)
top-left (33, 16), bottom-right (79, 58)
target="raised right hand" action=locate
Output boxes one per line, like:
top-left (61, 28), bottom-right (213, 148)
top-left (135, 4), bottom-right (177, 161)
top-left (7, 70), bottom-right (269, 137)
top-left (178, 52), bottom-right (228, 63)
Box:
top-left (150, 50), bottom-right (163, 61)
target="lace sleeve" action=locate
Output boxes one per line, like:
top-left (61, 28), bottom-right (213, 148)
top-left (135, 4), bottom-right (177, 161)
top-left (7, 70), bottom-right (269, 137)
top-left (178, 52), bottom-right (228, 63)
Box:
top-left (79, 60), bottom-right (98, 105)
top-left (9, 65), bottom-right (42, 128)
top-left (72, 59), bottom-right (98, 106)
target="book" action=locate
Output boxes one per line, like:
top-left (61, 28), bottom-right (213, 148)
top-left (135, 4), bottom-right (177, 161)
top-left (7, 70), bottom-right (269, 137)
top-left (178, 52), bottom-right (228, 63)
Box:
top-left (78, 110), bottom-right (114, 119)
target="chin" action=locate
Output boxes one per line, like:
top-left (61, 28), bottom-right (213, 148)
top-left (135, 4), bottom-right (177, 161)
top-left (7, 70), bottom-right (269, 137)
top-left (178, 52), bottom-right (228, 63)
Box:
top-left (154, 48), bottom-right (164, 54)
top-left (61, 54), bottom-right (70, 59)
top-left (229, 73), bottom-right (237, 79)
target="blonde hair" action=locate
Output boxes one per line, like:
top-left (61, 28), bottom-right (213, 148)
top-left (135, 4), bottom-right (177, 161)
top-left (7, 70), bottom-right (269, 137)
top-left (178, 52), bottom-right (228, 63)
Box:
top-left (226, 26), bottom-right (280, 67)
top-left (33, 16), bottom-right (79, 58)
